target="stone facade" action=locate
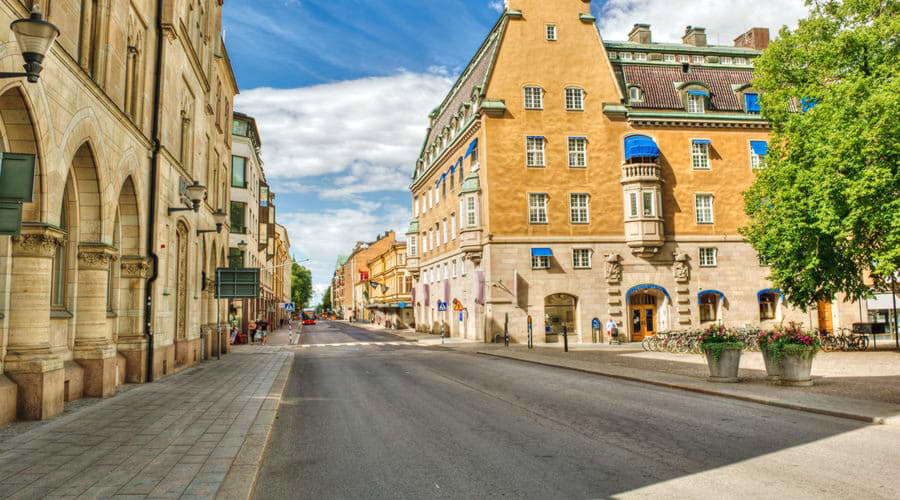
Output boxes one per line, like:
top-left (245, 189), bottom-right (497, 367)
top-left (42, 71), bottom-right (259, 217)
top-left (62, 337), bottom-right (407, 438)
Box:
top-left (0, 0), bottom-right (239, 424)
top-left (366, 242), bottom-right (413, 329)
top-left (332, 232), bottom-right (397, 321)
top-left (405, 0), bottom-right (868, 346)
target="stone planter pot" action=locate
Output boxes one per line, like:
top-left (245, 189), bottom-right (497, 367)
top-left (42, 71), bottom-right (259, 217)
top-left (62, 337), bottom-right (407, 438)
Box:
top-left (780, 352), bottom-right (815, 386)
top-left (760, 346), bottom-right (782, 382)
top-left (704, 348), bottom-right (742, 383)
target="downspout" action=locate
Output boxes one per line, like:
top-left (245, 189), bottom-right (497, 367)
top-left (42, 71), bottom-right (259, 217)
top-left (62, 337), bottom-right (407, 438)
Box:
top-left (144, 0), bottom-right (166, 383)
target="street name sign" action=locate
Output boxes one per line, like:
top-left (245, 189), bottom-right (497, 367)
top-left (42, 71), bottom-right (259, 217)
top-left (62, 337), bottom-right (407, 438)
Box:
top-left (215, 268), bottom-right (260, 298)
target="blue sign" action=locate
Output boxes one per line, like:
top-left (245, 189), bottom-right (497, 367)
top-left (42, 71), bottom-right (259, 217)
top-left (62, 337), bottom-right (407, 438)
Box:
top-left (437, 301), bottom-right (448, 312)
top-left (592, 318), bottom-right (601, 329)
top-left (283, 303), bottom-right (295, 312)
top-left (398, 302), bottom-right (407, 309)
top-left (459, 312), bottom-right (464, 321)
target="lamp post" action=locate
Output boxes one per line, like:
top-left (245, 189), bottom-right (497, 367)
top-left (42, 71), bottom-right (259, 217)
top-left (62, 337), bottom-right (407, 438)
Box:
top-left (2, 7), bottom-right (60, 83)
top-left (237, 240), bottom-right (248, 267)
top-left (168, 181), bottom-right (206, 214)
top-left (197, 209), bottom-right (227, 235)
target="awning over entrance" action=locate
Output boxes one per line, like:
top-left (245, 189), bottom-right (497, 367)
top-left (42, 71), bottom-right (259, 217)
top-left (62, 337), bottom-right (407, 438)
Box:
top-left (626, 284), bottom-right (670, 303)
top-left (624, 135), bottom-right (659, 160)
top-left (531, 248), bottom-right (553, 257)
top-left (698, 289), bottom-right (725, 301)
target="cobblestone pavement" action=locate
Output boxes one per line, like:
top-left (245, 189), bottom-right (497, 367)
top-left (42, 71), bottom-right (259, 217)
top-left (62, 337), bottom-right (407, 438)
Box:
top-left (0, 349), bottom-right (292, 499)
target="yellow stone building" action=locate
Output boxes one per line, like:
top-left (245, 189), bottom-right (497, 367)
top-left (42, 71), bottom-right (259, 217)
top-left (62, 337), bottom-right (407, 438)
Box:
top-left (332, 231), bottom-right (397, 322)
top-left (406, 0), bottom-right (865, 345)
top-left (366, 242), bottom-right (413, 329)
top-left (0, 0), bottom-right (238, 424)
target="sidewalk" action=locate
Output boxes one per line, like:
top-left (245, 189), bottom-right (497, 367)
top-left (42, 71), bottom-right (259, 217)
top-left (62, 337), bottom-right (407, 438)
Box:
top-left (0, 346), bottom-right (292, 499)
top-left (471, 344), bottom-right (900, 425)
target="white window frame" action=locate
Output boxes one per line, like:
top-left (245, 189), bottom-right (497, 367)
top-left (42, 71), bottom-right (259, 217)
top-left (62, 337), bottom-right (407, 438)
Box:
top-left (466, 196), bottom-right (477, 227)
top-left (572, 248), bottom-right (592, 269)
top-left (451, 259), bottom-right (458, 278)
top-left (634, 52), bottom-right (648, 61)
top-left (692, 55), bottom-right (705, 64)
top-left (565, 87), bottom-right (584, 111)
top-left (526, 137), bottom-right (545, 167)
top-left (546, 24), bottom-right (557, 41)
top-left (691, 141), bottom-right (710, 170)
top-left (570, 193), bottom-right (589, 224)
top-left (608, 51), bottom-right (618, 60)
top-left (532, 255), bottom-right (550, 270)
top-left (735, 57), bottom-right (747, 65)
top-left (529, 193), bottom-right (548, 224)
top-left (695, 194), bottom-right (715, 224)
top-left (664, 54), bottom-right (675, 62)
top-left (699, 247), bottom-right (718, 267)
top-left (442, 218), bottom-right (448, 244)
top-left (678, 54), bottom-right (690, 63)
top-left (408, 235), bottom-right (417, 257)
top-left (687, 93), bottom-right (705, 114)
top-left (524, 86), bottom-right (543, 110)
top-left (414, 196), bottom-right (419, 216)
top-left (750, 142), bottom-right (766, 169)
top-left (628, 192), bottom-right (639, 218)
top-left (450, 213), bottom-right (457, 240)
top-left (620, 52), bottom-right (633, 60)
top-left (642, 191), bottom-right (656, 217)
top-left (721, 56), bottom-right (733, 65)
top-left (568, 138), bottom-right (587, 167)
top-left (628, 86), bottom-right (643, 103)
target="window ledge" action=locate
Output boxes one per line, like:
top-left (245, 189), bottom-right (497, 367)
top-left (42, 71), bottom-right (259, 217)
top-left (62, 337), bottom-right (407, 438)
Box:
top-left (51, 309), bottom-right (73, 319)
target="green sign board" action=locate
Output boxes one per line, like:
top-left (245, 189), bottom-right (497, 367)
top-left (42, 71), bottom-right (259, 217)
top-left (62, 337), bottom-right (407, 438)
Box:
top-left (0, 201), bottom-right (23, 236)
top-left (0, 153), bottom-right (36, 202)
top-left (215, 268), bottom-right (260, 299)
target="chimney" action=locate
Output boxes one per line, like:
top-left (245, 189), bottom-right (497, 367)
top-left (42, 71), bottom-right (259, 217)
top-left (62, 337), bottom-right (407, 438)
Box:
top-left (734, 27), bottom-right (770, 50)
top-left (628, 24), bottom-right (652, 44)
top-left (682, 26), bottom-right (707, 47)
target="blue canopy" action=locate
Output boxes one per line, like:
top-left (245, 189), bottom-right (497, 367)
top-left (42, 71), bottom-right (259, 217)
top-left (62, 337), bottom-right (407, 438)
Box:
top-left (626, 284), bottom-right (671, 303)
top-left (693, 139), bottom-right (712, 145)
top-left (569, 136), bottom-right (587, 140)
top-left (465, 139), bottom-right (478, 158)
top-left (687, 89), bottom-right (710, 96)
top-left (527, 135), bottom-right (545, 140)
top-left (750, 141), bottom-right (768, 156)
top-left (624, 135), bottom-right (660, 160)
top-left (757, 288), bottom-right (782, 301)
top-left (531, 248), bottom-right (552, 257)
top-left (745, 93), bottom-right (760, 113)
top-left (800, 97), bottom-right (817, 112)
top-left (698, 289), bottom-right (725, 301)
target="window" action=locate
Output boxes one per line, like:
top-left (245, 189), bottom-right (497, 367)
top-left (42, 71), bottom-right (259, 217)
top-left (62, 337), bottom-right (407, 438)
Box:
top-left (80, 0), bottom-right (101, 77)
top-left (628, 86), bottom-right (643, 103)
top-left (573, 249), bottom-right (592, 269)
top-left (442, 218), bottom-right (448, 244)
top-left (230, 201), bottom-right (246, 233)
top-left (642, 191), bottom-right (655, 217)
top-left (231, 156), bottom-right (247, 187)
top-left (570, 193), bottom-right (589, 224)
top-left (466, 196), bottom-right (477, 227)
top-left (628, 192), bottom-right (639, 218)
top-left (565, 88), bottom-right (584, 111)
top-left (421, 232), bottom-right (427, 254)
top-left (608, 51), bottom-right (617, 59)
top-left (532, 255), bottom-right (550, 270)
top-left (678, 54), bottom-right (690, 63)
top-left (634, 52), bottom-right (648, 61)
top-left (451, 260), bottom-right (458, 278)
top-left (620, 52), bottom-right (633, 60)
top-left (51, 199), bottom-right (67, 308)
top-left (408, 235), bottom-right (417, 257)
top-left (524, 86), bottom-right (543, 109)
top-left (664, 54), bottom-right (675, 62)
top-left (687, 93), bottom-right (705, 114)
top-left (546, 24), bottom-right (557, 41)
top-left (759, 292), bottom-right (779, 320)
top-left (721, 56), bottom-right (733, 65)
top-left (745, 93), bottom-right (760, 114)
top-left (699, 247), bottom-right (718, 267)
top-left (735, 57), bottom-right (747, 65)
top-left (451, 213), bottom-right (457, 239)
top-left (568, 138), bottom-right (587, 167)
top-left (414, 195), bottom-right (419, 216)
top-left (529, 193), bottom-right (548, 224)
top-left (699, 294), bottom-right (718, 322)
top-left (695, 194), bottom-right (714, 224)
top-left (692, 55), bottom-right (705, 64)
top-left (228, 248), bottom-right (244, 268)
top-left (691, 141), bottom-right (710, 169)
top-left (750, 143), bottom-right (767, 169)
top-left (526, 137), bottom-right (545, 167)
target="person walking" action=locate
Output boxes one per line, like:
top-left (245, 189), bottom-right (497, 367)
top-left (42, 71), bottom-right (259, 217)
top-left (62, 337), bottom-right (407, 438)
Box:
top-left (605, 317), bottom-right (619, 345)
top-left (257, 317), bottom-right (269, 345)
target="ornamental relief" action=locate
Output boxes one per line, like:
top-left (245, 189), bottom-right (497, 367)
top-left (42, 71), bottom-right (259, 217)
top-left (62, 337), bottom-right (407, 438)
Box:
top-left (673, 251), bottom-right (691, 283)
top-left (11, 233), bottom-right (64, 258)
top-left (120, 258), bottom-right (152, 278)
top-left (78, 250), bottom-right (119, 270)
top-left (604, 253), bottom-right (622, 283)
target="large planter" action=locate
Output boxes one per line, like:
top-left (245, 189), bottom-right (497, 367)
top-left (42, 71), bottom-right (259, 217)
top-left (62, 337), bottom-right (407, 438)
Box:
top-left (780, 352), bottom-right (815, 386)
top-left (704, 348), bottom-right (742, 383)
top-left (760, 346), bottom-right (782, 382)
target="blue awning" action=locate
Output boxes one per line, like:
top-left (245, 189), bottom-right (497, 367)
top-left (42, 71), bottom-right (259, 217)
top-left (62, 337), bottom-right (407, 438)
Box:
top-left (687, 90), bottom-right (710, 96)
top-left (626, 284), bottom-right (671, 303)
top-left (757, 288), bottom-right (782, 301)
top-left (531, 248), bottom-right (552, 257)
top-left (693, 139), bottom-right (712, 145)
top-left (698, 289), bottom-right (725, 301)
top-left (464, 139), bottom-right (478, 158)
top-left (527, 136), bottom-right (545, 140)
top-left (750, 141), bottom-right (768, 156)
top-left (569, 136), bottom-right (587, 140)
top-left (624, 135), bottom-right (660, 160)
top-left (745, 93), bottom-right (760, 113)
top-left (800, 97), bottom-right (817, 112)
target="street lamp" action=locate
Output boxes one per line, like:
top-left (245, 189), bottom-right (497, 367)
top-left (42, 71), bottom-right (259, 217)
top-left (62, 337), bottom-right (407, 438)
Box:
top-left (197, 209), bottom-right (227, 235)
top-left (168, 181), bottom-right (206, 214)
top-left (237, 240), bottom-right (248, 267)
top-left (2, 7), bottom-right (60, 83)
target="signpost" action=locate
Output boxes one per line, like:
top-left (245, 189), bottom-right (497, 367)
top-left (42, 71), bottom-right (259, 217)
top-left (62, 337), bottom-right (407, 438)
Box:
top-left (0, 152), bottom-right (36, 236)
top-left (527, 315), bottom-right (533, 349)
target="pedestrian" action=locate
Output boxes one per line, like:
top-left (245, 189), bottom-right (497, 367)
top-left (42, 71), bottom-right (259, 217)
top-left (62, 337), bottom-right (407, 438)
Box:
top-left (606, 317), bottom-right (619, 344)
top-left (257, 317), bottom-right (269, 345)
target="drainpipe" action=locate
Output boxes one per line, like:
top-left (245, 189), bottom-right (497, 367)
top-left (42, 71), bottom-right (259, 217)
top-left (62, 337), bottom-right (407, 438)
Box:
top-left (144, 0), bottom-right (166, 383)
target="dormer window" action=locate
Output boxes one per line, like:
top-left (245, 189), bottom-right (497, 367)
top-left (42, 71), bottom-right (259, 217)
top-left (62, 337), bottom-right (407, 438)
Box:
top-left (524, 86), bottom-right (543, 109)
top-left (628, 86), bottom-right (644, 103)
top-left (691, 55), bottom-right (704, 64)
top-left (686, 90), bottom-right (707, 113)
top-left (664, 54), bottom-right (675, 62)
top-left (546, 24), bottom-right (557, 41)
top-left (721, 56), bottom-right (733, 65)
top-left (620, 52), bottom-right (633, 61)
top-left (634, 52), bottom-right (648, 61)
top-left (735, 57), bottom-right (747, 65)
top-left (744, 93), bottom-right (760, 114)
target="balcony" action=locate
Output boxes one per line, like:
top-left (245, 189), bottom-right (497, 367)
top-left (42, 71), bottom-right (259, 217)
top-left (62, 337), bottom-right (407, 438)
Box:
top-left (621, 162), bottom-right (661, 182)
top-left (621, 160), bottom-right (664, 258)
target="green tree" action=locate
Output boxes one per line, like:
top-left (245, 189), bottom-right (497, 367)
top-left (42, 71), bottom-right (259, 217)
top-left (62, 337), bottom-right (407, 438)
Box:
top-left (291, 261), bottom-right (314, 309)
top-left (742, 0), bottom-right (899, 308)
top-left (321, 285), bottom-right (332, 311)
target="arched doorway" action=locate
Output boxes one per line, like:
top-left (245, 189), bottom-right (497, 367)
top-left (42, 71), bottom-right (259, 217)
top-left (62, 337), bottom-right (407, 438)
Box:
top-left (626, 284), bottom-right (671, 341)
top-left (544, 293), bottom-right (576, 343)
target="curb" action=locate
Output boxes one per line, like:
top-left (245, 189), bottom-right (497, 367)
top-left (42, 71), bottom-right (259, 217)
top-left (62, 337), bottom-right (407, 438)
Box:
top-left (477, 351), bottom-right (897, 426)
top-left (217, 352), bottom-right (294, 499)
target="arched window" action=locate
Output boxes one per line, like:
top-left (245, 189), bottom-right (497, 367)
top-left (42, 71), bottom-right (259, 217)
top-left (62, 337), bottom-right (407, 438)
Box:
top-left (51, 197), bottom-right (68, 309)
top-left (699, 293), bottom-right (718, 322)
top-left (759, 292), bottom-right (779, 320)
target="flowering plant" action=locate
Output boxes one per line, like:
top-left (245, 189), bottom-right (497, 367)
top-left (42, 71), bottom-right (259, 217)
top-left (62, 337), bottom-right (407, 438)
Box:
top-left (762, 324), bottom-right (821, 360)
top-left (699, 324), bottom-right (744, 361)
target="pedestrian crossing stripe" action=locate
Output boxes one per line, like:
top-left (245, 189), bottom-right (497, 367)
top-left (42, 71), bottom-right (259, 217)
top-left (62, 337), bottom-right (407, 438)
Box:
top-left (296, 342), bottom-right (412, 348)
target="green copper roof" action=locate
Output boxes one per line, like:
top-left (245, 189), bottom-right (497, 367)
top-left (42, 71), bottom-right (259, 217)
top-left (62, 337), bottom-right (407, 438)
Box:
top-left (406, 219), bottom-right (419, 234)
top-left (459, 172), bottom-right (480, 194)
top-left (336, 255), bottom-right (348, 266)
top-left (604, 40), bottom-right (761, 56)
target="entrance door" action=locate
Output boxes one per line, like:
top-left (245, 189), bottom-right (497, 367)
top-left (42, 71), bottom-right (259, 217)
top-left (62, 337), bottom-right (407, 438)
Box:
top-left (816, 300), bottom-right (833, 333)
top-left (630, 293), bottom-right (657, 341)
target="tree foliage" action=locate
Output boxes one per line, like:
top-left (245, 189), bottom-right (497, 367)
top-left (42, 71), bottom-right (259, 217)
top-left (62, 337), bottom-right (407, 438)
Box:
top-left (321, 286), bottom-right (332, 311)
top-left (742, 0), bottom-right (899, 307)
top-left (291, 261), bottom-right (313, 309)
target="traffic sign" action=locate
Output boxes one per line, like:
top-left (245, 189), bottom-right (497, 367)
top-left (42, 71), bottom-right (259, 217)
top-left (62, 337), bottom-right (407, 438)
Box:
top-left (592, 318), bottom-right (601, 329)
top-left (283, 303), bottom-right (296, 312)
top-left (437, 301), bottom-right (448, 312)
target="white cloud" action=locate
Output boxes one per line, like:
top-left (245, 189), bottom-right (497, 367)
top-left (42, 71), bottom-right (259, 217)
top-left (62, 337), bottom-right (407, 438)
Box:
top-left (489, 1), bottom-right (505, 13)
top-left (234, 72), bottom-right (453, 184)
top-left (279, 202), bottom-right (410, 305)
top-left (597, 0), bottom-right (810, 45)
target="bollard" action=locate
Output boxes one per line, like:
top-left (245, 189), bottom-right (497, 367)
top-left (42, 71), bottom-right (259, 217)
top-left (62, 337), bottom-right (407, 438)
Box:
top-left (504, 313), bottom-right (509, 347)
top-left (441, 321), bottom-right (445, 345)
top-left (563, 324), bottom-right (569, 352)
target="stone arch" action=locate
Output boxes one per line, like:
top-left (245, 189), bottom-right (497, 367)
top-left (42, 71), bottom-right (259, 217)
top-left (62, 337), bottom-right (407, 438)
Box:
top-left (70, 142), bottom-right (104, 243)
top-left (115, 176), bottom-right (141, 255)
top-left (0, 86), bottom-right (43, 222)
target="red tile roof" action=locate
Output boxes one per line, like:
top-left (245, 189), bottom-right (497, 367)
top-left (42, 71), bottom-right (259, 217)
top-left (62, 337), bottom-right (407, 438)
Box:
top-left (620, 65), bottom-right (755, 112)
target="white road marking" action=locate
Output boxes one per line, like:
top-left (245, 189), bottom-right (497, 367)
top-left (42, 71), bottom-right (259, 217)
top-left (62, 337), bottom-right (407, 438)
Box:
top-left (297, 341), bottom-right (412, 348)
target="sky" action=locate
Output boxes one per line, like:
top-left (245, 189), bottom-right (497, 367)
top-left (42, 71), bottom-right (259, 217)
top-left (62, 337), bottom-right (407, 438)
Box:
top-left (224, 0), bottom-right (812, 304)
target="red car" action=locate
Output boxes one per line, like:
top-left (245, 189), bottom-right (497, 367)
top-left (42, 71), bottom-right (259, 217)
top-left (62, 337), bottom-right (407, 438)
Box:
top-left (303, 318), bottom-right (316, 326)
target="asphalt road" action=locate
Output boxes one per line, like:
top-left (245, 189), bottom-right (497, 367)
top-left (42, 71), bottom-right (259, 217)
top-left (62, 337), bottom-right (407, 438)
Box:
top-left (254, 321), bottom-right (900, 499)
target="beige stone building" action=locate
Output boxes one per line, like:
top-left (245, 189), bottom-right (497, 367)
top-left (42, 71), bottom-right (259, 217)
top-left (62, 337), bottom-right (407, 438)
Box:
top-left (273, 223), bottom-right (291, 326)
top-left (406, 0), bottom-right (866, 345)
top-left (0, 0), bottom-right (238, 425)
top-left (331, 231), bottom-right (396, 321)
top-left (366, 242), bottom-right (413, 329)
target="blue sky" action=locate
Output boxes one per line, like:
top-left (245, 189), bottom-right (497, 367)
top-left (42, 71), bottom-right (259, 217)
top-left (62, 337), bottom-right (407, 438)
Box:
top-left (223, 0), bottom-right (809, 302)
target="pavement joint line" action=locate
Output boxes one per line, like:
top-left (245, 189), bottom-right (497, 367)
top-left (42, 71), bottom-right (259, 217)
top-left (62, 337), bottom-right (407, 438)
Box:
top-left (216, 352), bottom-right (294, 500)
top-left (476, 350), bottom-right (898, 426)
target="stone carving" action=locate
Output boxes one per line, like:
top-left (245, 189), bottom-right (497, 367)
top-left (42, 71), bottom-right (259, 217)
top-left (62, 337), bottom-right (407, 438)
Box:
top-left (604, 253), bottom-right (622, 283)
top-left (120, 258), bottom-right (151, 278)
top-left (11, 233), bottom-right (64, 258)
top-left (78, 249), bottom-right (119, 270)
top-left (673, 251), bottom-right (690, 282)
